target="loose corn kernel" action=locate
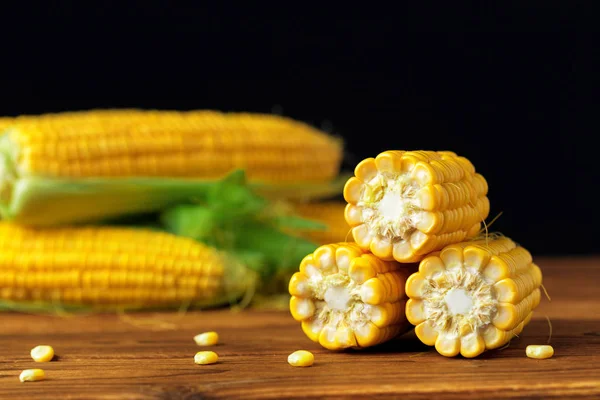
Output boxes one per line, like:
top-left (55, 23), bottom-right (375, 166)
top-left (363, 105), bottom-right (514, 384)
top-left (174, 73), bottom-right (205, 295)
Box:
top-left (30, 345), bottom-right (55, 362)
top-left (194, 331), bottom-right (219, 346)
top-left (287, 350), bottom-right (314, 367)
top-left (526, 345), bottom-right (554, 359)
top-left (194, 351), bottom-right (219, 365)
top-left (19, 369), bottom-right (45, 382)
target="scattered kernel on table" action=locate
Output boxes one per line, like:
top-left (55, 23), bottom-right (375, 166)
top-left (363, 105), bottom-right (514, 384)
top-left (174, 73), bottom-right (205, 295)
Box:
top-left (30, 345), bottom-right (55, 362)
top-left (194, 331), bottom-right (219, 346)
top-left (526, 345), bottom-right (554, 359)
top-left (194, 351), bottom-right (219, 365)
top-left (287, 350), bottom-right (314, 367)
top-left (19, 369), bottom-right (45, 382)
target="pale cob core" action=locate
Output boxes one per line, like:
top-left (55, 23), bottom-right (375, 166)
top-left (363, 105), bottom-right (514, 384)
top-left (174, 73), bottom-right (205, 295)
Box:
top-left (421, 267), bottom-right (496, 335)
top-left (289, 243), bottom-right (414, 350)
top-left (405, 237), bottom-right (542, 358)
top-left (358, 173), bottom-right (418, 240)
top-left (301, 260), bottom-right (375, 338)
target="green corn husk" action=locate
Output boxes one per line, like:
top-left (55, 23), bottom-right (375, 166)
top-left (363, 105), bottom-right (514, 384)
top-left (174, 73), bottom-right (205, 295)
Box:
top-left (0, 171), bottom-right (330, 312)
top-left (0, 133), bottom-right (348, 226)
top-left (158, 170), bottom-right (324, 288)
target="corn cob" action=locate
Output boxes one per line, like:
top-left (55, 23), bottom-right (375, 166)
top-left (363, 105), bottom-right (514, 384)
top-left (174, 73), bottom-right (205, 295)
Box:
top-left (0, 109), bottom-right (344, 226)
top-left (289, 242), bottom-right (416, 350)
top-left (344, 150), bottom-right (490, 263)
top-left (6, 109), bottom-right (342, 182)
top-left (289, 201), bottom-right (352, 245)
top-left (0, 223), bottom-right (256, 310)
top-left (0, 117), bottom-right (13, 133)
top-left (404, 236), bottom-right (542, 358)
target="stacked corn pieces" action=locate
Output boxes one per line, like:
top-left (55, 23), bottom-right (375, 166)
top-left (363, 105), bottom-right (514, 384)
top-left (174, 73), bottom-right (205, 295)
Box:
top-left (344, 150), bottom-right (489, 263)
top-left (405, 236), bottom-right (542, 357)
top-left (289, 242), bottom-right (416, 350)
top-left (0, 223), bottom-right (255, 310)
top-left (289, 149), bottom-right (543, 358)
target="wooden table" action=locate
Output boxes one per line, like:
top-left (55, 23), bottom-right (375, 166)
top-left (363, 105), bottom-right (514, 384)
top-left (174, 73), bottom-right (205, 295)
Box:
top-left (1, 257), bottom-right (599, 399)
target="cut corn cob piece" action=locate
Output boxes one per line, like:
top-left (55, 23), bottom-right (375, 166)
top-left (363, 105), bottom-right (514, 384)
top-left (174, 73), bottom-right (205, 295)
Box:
top-left (0, 109), bottom-right (344, 226)
top-left (405, 236), bottom-right (542, 358)
top-left (289, 201), bottom-right (352, 245)
top-left (0, 223), bottom-right (256, 311)
top-left (289, 242), bottom-right (416, 350)
top-left (344, 150), bottom-right (490, 263)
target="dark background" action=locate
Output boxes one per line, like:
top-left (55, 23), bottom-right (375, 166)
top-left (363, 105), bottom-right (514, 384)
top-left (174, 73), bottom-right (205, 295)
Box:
top-left (1, 3), bottom-right (598, 256)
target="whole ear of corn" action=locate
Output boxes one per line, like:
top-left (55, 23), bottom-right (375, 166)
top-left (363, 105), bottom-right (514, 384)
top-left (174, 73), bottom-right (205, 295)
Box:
top-left (289, 242), bottom-right (416, 350)
top-left (0, 223), bottom-right (257, 311)
top-left (344, 150), bottom-right (490, 263)
top-left (404, 235), bottom-right (542, 358)
top-left (0, 109), bottom-right (344, 226)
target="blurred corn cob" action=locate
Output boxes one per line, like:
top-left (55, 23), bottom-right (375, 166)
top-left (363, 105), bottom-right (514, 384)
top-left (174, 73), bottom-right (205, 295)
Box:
top-left (344, 150), bottom-right (489, 263)
top-left (0, 117), bottom-right (13, 132)
top-left (0, 222), bottom-right (257, 311)
top-left (405, 235), bottom-right (542, 358)
top-left (285, 201), bottom-right (352, 245)
top-left (0, 109), bottom-right (344, 226)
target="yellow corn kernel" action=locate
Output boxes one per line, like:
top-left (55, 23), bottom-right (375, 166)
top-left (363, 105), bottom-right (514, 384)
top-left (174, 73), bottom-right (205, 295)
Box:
top-left (526, 345), bottom-right (554, 359)
top-left (344, 150), bottom-right (490, 263)
top-left (405, 236), bottom-right (542, 358)
top-left (30, 345), bottom-right (54, 362)
top-left (290, 242), bottom-right (416, 350)
top-left (287, 350), bottom-right (314, 367)
top-left (194, 331), bottom-right (219, 346)
top-left (0, 223), bottom-right (255, 311)
top-left (19, 369), bottom-right (45, 382)
top-left (194, 351), bottom-right (219, 365)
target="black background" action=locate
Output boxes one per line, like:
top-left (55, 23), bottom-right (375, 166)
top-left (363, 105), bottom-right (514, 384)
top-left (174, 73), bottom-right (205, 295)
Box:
top-left (1, 2), bottom-right (598, 256)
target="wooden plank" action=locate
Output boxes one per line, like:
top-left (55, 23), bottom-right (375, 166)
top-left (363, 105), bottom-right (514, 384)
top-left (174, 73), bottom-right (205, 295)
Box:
top-left (0, 257), bottom-right (599, 399)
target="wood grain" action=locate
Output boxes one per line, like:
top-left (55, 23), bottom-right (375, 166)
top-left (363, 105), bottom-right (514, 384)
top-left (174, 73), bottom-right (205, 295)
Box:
top-left (0, 257), bottom-right (599, 399)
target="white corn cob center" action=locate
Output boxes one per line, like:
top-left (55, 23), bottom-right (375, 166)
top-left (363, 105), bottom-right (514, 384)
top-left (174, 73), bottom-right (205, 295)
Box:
top-left (299, 252), bottom-right (378, 340)
top-left (422, 266), bottom-right (497, 336)
top-left (357, 172), bottom-right (419, 240)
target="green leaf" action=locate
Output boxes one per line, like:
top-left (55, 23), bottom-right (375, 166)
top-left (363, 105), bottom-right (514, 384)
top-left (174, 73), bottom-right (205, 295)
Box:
top-left (160, 204), bottom-right (216, 241)
top-left (233, 221), bottom-right (318, 277)
top-left (220, 169), bottom-right (247, 185)
top-left (205, 170), bottom-right (268, 220)
top-left (271, 215), bottom-right (328, 231)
